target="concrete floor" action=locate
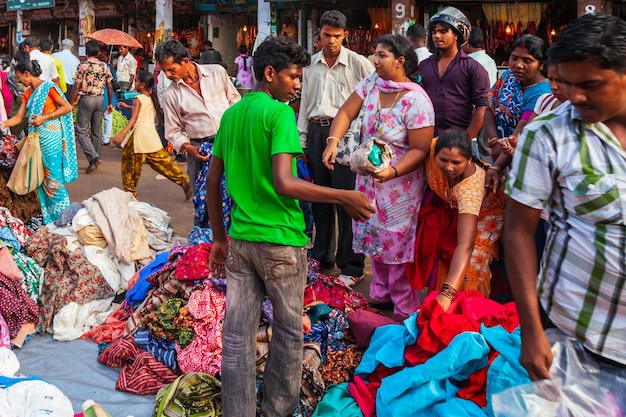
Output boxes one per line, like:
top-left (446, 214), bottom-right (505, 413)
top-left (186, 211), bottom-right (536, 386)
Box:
top-left (66, 142), bottom-right (378, 302)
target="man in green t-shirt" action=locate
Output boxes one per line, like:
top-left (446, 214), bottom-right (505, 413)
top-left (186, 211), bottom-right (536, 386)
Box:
top-left (207, 37), bottom-right (374, 417)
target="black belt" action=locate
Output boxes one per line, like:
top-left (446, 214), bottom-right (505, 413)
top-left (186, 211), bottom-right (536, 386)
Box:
top-left (309, 117), bottom-right (333, 127)
top-left (190, 136), bottom-right (215, 143)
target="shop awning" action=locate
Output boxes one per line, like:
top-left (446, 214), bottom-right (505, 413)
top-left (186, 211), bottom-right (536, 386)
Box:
top-left (195, 0), bottom-right (257, 12)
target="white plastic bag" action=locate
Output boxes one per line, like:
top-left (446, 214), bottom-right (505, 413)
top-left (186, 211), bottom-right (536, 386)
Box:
top-left (492, 329), bottom-right (626, 416)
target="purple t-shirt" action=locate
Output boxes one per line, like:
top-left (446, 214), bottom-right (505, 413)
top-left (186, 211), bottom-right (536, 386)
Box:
top-left (419, 50), bottom-right (490, 135)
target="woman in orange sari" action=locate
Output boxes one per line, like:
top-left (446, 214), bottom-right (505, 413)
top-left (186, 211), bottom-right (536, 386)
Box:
top-left (407, 128), bottom-right (506, 309)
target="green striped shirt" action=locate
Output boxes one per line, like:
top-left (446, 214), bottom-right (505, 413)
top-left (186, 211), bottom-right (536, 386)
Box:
top-left (506, 102), bottom-right (626, 365)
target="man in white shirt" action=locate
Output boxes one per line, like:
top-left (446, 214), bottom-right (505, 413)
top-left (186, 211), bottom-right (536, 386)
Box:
top-left (406, 23), bottom-right (432, 63)
top-left (297, 10), bottom-right (374, 288)
top-left (116, 45), bottom-right (137, 90)
top-left (463, 27), bottom-right (498, 87)
top-left (53, 39), bottom-right (80, 100)
top-left (22, 37), bottom-right (59, 86)
top-left (154, 39), bottom-right (240, 200)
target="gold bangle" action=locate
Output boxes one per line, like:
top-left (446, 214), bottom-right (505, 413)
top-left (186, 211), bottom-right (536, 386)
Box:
top-left (488, 137), bottom-right (500, 146)
top-left (489, 165), bottom-right (503, 174)
top-left (52, 110), bottom-right (55, 119)
top-left (325, 136), bottom-right (340, 145)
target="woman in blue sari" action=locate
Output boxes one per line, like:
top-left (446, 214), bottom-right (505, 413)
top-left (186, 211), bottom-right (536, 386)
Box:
top-left (0, 60), bottom-right (77, 224)
top-left (484, 34), bottom-right (550, 192)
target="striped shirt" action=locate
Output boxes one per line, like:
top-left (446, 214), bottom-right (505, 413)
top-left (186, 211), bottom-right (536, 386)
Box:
top-left (506, 102), bottom-right (626, 365)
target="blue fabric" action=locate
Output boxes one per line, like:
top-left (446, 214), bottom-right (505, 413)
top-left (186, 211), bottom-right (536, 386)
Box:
top-left (0, 227), bottom-right (20, 251)
top-left (103, 63), bottom-right (118, 108)
top-left (377, 332), bottom-right (490, 417)
top-left (0, 375), bottom-right (49, 388)
top-left (312, 382), bottom-right (364, 417)
top-left (125, 251), bottom-right (169, 306)
top-left (54, 202), bottom-right (85, 226)
top-left (192, 141), bottom-right (232, 232)
top-left (187, 225), bottom-right (213, 245)
top-left (482, 325), bottom-right (531, 417)
top-left (133, 328), bottom-right (178, 370)
top-left (355, 310), bottom-right (419, 375)
top-left (432, 397), bottom-right (487, 416)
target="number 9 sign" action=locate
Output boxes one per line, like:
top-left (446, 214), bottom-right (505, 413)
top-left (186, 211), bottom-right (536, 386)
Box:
top-left (395, 3), bottom-right (406, 19)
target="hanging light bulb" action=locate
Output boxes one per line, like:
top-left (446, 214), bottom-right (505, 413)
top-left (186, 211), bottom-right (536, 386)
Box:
top-left (505, 25), bottom-right (512, 34)
top-left (550, 29), bottom-right (556, 36)
top-left (374, 22), bottom-right (379, 29)
top-left (243, 25), bottom-right (248, 32)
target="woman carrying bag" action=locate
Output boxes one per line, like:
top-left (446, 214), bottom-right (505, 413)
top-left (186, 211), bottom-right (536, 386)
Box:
top-left (0, 59), bottom-right (77, 224)
top-left (323, 35), bottom-right (435, 320)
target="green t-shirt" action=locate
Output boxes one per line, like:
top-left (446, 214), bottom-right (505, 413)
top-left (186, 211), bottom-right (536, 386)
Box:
top-left (213, 92), bottom-right (307, 247)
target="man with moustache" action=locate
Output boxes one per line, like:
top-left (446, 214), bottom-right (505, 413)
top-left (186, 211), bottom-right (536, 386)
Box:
top-left (505, 13), bottom-right (626, 382)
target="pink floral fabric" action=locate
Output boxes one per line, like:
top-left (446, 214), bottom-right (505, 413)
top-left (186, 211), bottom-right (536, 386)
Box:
top-left (352, 74), bottom-right (435, 264)
top-left (175, 283), bottom-right (226, 375)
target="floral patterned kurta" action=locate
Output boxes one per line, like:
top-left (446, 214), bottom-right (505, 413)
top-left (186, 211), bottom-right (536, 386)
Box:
top-left (352, 75), bottom-right (435, 264)
top-left (426, 138), bottom-right (506, 295)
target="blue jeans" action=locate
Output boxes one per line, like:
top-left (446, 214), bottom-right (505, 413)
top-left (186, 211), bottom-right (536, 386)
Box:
top-left (221, 239), bottom-right (307, 417)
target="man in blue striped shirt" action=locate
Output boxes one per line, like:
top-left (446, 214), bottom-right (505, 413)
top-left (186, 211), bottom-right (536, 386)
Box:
top-left (505, 13), bottom-right (626, 380)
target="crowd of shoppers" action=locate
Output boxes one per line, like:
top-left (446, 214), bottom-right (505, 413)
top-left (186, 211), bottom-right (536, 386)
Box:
top-left (1, 10), bottom-right (624, 417)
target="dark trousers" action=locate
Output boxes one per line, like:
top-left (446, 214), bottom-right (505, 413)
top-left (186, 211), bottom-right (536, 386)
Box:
top-left (307, 122), bottom-right (364, 277)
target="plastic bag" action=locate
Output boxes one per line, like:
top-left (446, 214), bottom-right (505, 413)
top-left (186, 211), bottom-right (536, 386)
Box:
top-left (492, 329), bottom-right (626, 416)
top-left (349, 137), bottom-right (394, 175)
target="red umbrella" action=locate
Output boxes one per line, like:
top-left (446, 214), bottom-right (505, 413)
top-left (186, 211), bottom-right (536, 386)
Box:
top-left (86, 29), bottom-right (143, 49)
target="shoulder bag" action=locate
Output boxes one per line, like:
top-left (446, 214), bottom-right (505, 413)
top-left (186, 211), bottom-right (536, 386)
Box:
top-left (7, 133), bottom-right (44, 195)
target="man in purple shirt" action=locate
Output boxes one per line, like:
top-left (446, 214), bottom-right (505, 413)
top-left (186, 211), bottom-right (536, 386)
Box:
top-left (419, 7), bottom-right (490, 138)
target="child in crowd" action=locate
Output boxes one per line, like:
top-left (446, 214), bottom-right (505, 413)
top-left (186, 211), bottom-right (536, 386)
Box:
top-left (111, 70), bottom-right (191, 200)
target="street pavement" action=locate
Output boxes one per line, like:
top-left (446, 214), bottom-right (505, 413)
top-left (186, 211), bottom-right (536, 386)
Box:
top-left (65, 141), bottom-right (376, 300)
top-left (65, 142), bottom-right (195, 237)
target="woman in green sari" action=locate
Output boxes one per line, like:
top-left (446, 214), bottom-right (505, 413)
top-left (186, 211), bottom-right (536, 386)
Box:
top-left (0, 59), bottom-right (77, 224)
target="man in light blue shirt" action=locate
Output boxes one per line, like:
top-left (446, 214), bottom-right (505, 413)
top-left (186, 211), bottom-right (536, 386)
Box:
top-left (53, 39), bottom-right (80, 101)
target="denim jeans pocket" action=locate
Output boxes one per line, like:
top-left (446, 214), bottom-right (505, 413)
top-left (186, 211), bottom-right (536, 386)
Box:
top-left (226, 240), bottom-right (241, 273)
top-left (259, 243), bottom-right (302, 281)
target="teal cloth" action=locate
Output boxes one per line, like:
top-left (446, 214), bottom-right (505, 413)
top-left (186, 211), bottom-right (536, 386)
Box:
top-left (355, 311), bottom-right (419, 376)
top-left (312, 383), bottom-right (364, 417)
top-left (26, 81), bottom-right (77, 224)
top-left (377, 332), bottom-right (490, 417)
top-left (483, 325), bottom-right (531, 417)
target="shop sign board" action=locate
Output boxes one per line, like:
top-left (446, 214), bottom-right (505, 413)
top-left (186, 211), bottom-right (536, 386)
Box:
top-left (391, 0), bottom-right (416, 36)
top-left (4, 4), bottom-right (119, 20)
top-left (8, 0), bottom-right (55, 11)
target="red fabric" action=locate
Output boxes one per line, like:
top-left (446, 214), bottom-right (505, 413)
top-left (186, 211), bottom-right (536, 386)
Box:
top-left (457, 350), bottom-right (499, 406)
top-left (406, 189), bottom-right (458, 290)
top-left (303, 274), bottom-right (368, 313)
top-left (175, 243), bottom-right (212, 281)
top-left (362, 291), bottom-right (520, 408)
top-left (82, 302), bottom-right (133, 343)
top-left (98, 337), bottom-right (179, 394)
top-left (348, 375), bottom-right (377, 417)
